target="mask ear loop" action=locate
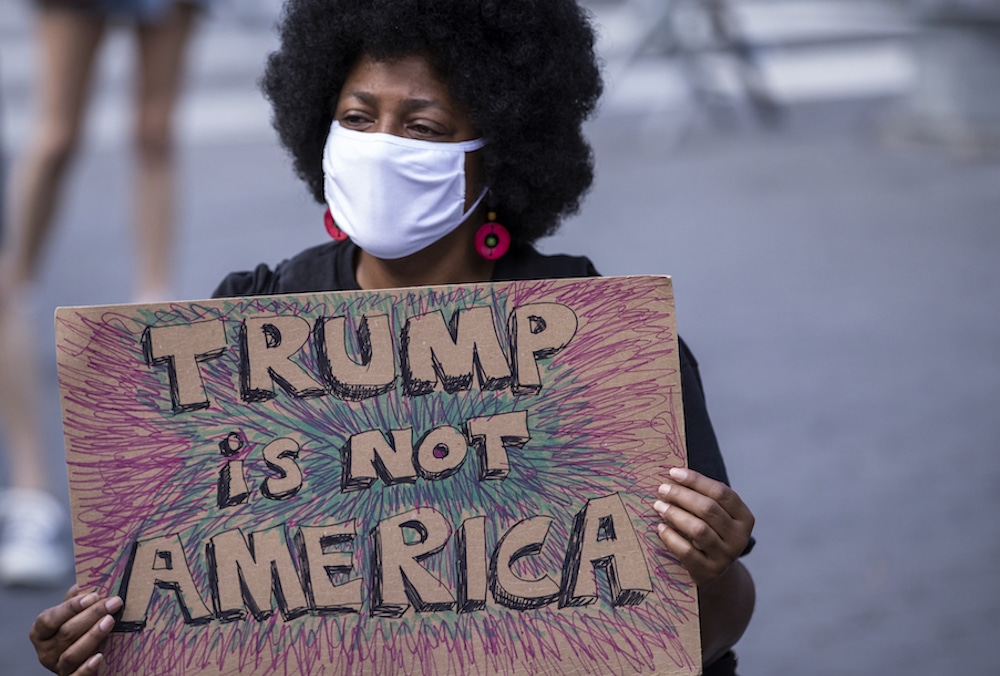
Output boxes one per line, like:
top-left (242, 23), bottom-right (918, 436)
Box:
top-left (475, 191), bottom-right (510, 261)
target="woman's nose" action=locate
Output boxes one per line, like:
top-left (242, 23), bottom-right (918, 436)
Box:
top-left (371, 117), bottom-right (403, 136)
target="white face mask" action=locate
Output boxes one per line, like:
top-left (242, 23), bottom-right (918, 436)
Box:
top-left (322, 121), bottom-right (487, 260)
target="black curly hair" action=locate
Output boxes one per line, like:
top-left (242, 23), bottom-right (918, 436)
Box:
top-left (261, 0), bottom-right (603, 244)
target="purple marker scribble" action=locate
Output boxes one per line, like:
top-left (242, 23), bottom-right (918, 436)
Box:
top-left (56, 277), bottom-right (698, 675)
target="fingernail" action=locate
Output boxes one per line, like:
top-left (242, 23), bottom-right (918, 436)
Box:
top-left (653, 500), bottom-right (668, 515)
top-left (98, 615), bottom-right (115, 632)
top-left (657, 483), bottom-right (671, 497)
top-left (79, 593), bottom-right (99, 609)
top-left (669, 467), bottom-right (688, 481)
top-left (657, 523), bottom-right (666, 534)
top-left (106, 596), bottom-right (123, 613)
top-left (88, 653), bottom-right (104, 668)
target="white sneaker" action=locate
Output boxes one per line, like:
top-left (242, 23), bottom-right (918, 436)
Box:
top-left (0, 489), bottom-right (73, 587)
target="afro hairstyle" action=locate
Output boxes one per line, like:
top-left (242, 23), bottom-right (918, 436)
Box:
top-left (261, 0), bottom-right (604, 243)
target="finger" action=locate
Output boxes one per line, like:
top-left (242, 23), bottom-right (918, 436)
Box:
top-left (31, 593), bottom-right (101, 643)
top-left (71, 653), bottom-right (104, 676)
top-left (34, 595), bottom-right (121, 669)
top-left (653, 498), bottom-right (725, 557)
top-left (656, 471), bottom-right (755, 563)
top-left (656, 523), bottom-right (717, 584)
top-left (661, 468), bottom-right (754, 524)
top-left (56, 601), bottom-right (120, 676)
top-left (64, 584), bottom-right (83, 603)
top-left (655, 481), bottom-right (736, 544)
top-left (657, 472), bottom-right (754, 545)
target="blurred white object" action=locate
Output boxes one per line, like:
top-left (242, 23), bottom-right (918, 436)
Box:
top-left (895, 1), bottom-right (1000, 153)
top-left (0, 489), bottom-right (71, 587)
top-left (591, 0), bottom-right (919, 130)
top-left (597, 0), bottom-right (781, 126)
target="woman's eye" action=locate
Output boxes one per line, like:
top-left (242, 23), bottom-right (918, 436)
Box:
top-left (340, 114), bottom-right (372, 128)
top-left (409, 124), bottom-right (442, 139)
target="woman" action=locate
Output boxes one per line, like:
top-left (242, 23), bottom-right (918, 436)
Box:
top-left (0, 0), bottom-right (205, 586)
top-left (29, 1), bottom-right (756, 673)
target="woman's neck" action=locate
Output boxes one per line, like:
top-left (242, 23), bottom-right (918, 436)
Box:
top-left (354, 217), bottom-right (495, 290)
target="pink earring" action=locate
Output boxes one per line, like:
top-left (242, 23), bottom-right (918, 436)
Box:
top-left (324, 208), bottom-right (349, 242)
top-left (475, 212), bottom-right (510, 260)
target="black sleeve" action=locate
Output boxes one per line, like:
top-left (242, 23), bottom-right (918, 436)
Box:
top-left (212, 263), bottom-right (278, 299)
top-left (679, 337), bottom-right (729, 485)
top-left (680, 337), bottom-right (755, 557)
top-left (703, 650), bottom-right (740, 676)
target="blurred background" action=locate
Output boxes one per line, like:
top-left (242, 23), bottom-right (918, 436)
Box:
top-left (1, 0), bottom-right (998, 673)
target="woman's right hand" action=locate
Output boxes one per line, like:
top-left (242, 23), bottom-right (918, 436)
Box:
top-left (30, 584), bottom-right (122, 675)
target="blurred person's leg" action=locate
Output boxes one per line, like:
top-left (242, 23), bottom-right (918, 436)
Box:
top-left (0, 7), bottom-right (106, 586)
top-left (1, 9), bottom-right (106, 289)
top-left (131, 2), bottom-right (198, 302)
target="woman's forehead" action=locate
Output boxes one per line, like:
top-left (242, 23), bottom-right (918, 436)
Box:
top-left (342, 54), bottom-right (451, 98)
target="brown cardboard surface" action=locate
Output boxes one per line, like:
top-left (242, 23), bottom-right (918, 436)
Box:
top-left (55, 275), bottom-right (700, 675)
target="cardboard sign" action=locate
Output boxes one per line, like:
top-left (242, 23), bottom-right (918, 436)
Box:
top-left (55, 275), bottom-right (699, 675)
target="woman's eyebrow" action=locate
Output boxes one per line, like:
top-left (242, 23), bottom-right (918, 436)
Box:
top-left (343, 91), bottom-right (447, 113)
top-left (404, 98), bottom-right (443, 110)
top-left (343, 90), bottom-right (377, 106)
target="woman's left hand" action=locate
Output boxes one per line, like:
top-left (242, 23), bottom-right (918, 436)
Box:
top-left (653, 467), bottom-right (754, 586)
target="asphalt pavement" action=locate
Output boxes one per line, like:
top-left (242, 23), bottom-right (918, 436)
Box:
top-left (1, 2), bottom-right (999, 674)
